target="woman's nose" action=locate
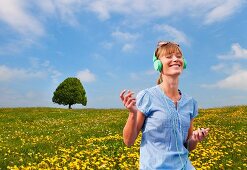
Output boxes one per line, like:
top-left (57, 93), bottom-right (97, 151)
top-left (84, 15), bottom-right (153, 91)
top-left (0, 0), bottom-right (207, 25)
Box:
top-left (172, 55), bottom-right (178, 61)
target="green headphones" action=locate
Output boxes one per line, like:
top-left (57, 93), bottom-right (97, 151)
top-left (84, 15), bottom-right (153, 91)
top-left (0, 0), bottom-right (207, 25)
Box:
top-left (153, 54), bottom-right (187, 72)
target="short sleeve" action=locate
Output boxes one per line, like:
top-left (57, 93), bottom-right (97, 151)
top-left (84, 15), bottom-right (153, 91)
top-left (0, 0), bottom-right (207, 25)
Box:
top-left (136, 90), bottom-right (151, 116)
top-left (191, 99), bottom-right (199, 119)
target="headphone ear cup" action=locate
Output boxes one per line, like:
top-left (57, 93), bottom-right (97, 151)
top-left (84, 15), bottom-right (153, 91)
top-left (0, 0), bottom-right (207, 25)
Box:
top-left (183, 57), bottom-right (187, 69)
top-left (153, 54), bottom-right (162, 72)
top-left (154, 60), bottom-right (162, 72)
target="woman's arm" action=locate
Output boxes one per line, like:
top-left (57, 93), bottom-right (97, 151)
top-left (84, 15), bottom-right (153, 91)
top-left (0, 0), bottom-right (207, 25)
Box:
top-left (186, 119), bottom-right (210, 151)
top-left (120, 90), bottom-right (145, 147)
top-left (123, 110), bottom-right (145, 146)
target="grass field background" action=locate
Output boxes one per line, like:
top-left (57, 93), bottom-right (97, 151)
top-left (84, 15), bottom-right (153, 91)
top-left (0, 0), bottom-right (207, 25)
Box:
top-left (0, 106), bottom-right (246, 169)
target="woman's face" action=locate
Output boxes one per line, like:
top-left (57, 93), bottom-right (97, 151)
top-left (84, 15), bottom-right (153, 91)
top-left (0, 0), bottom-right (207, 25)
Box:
top-left (159, 51), bottom-right (184, 76)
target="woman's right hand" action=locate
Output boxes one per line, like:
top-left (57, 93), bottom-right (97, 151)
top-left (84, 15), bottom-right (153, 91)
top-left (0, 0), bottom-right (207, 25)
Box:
top-left (120, 90), bottom-right (137, 114)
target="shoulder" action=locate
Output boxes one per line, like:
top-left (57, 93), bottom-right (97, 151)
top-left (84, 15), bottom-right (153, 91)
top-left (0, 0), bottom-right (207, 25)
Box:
top-left (136, 85), bottom-right (159, 115)
top-left (137, 85), bottom-right (159, 97)
top-left (180, 91), bottom-right (198, 118)
top-left (181, 92), bottom-right (197, 104)
top-left (136, 86), bottom-right (158, 100)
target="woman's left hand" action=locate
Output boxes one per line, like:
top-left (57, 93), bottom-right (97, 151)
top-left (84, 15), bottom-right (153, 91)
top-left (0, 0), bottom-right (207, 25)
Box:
top-left (191, 128), bottom-right (210, 142)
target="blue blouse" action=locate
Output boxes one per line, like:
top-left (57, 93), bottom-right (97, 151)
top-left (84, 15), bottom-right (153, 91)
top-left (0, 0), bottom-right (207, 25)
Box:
top-left (136, 85), bottom-right (198, 170)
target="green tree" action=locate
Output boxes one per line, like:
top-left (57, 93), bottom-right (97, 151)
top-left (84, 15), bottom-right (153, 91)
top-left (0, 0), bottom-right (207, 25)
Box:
top-left (52, 77), bottom-right (87, 109)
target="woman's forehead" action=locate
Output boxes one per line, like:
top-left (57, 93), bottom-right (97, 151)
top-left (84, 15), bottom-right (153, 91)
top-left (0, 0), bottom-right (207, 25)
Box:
top-left (161, 48), bottom-right (182, 55)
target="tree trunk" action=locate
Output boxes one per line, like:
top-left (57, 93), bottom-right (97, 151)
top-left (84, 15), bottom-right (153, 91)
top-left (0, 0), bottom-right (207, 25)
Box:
top-left (68, 104), bottom-right (72, 109)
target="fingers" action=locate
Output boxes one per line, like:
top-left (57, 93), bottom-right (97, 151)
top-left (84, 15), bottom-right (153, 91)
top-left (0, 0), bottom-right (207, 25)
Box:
top-left (123, 91), bottom-right (134, 104)
top-left (201, 128), bottom-right (209, 136)
top-left (120, 89), bottom-right (127, 101)
top-left (120, 89), bottom-right (136, 107)
top-left (202, 128), bottom-right (210, 137)
top-left (198, 128), bottom-right (203, 141)
top-left (192, 129), bottom-right (199, 141)
top-left (126, 98), bottom-right (136, 109)
top-left (120, 90), bottom-right (134, 100)
top-left (192, 127), bottom-right (210, 142)
top-left (125, 93), bottom-right (135, 105)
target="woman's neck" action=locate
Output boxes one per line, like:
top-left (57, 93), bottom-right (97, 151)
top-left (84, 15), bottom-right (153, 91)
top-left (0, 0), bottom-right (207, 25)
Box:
top-left (159, 75), bottom-right (180, 102)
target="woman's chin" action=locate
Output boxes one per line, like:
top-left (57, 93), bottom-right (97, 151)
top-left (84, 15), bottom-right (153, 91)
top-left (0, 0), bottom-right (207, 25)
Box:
top-left (163, 69), bottom-right (182, 76)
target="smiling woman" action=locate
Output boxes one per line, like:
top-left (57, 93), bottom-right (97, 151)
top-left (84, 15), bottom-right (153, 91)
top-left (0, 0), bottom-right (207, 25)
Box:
top-left (120, 41), bottom-right (209, 170)
top-left (153, 41), bottom-right (186, 84)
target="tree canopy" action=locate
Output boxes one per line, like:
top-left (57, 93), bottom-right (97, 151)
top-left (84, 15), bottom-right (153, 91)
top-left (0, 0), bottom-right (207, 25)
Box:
top-left (52, 77), bottom-right (87, 109)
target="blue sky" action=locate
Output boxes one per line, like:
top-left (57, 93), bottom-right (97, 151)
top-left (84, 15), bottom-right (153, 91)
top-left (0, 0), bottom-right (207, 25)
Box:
top-left (0, 0), bottom-right (247, 109)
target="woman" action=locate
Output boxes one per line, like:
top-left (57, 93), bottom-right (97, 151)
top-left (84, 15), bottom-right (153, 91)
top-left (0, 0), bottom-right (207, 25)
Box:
top-left (120, 41), bottom-right (209, 170)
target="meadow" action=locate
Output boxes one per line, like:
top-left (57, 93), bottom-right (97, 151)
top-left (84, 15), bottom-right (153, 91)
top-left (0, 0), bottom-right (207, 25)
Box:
top-left (0, 106), bottom-right (246, 169)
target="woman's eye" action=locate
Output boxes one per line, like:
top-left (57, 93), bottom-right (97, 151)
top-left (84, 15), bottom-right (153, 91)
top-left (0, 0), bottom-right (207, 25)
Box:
top-left (166, 55), bottom-right (172, 58)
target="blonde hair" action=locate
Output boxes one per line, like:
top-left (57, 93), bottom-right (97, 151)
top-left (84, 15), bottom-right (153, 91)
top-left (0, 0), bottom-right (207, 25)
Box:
top-left (157, 73), bottom-right (163, 84)
top-left (155, 42), bottom-right (182, 84)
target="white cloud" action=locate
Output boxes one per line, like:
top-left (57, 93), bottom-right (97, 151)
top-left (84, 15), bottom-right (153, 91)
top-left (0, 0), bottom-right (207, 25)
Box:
top-left (203, 70), bottom-right (247, 91)
top-left (85, 0), bottom-right (246, 25)
top-left (130, 69), bottom-right (158, 81)
top-left (0, 58), bottom-right (61, 83)
top-left (112, 31), bottom-right (139, 42)
top-left (210, 63), bottom-right (242, 74)
top-left (101, 42), bottom-right (113, 49)
top-left (0, 0), bottom-right (84, 54)
top-left (30, 58), bottom-right (62, 83)
top-left (0, 0), bottom-right (84, 36)
top-left (86, 1), bottom-right (180, 20)
top-left (36, 0), bottom-right (56, 14)
top-left (216, 70), bottom-right (247, 90)
top-left (0, 58), bottom-right (62, 107)
top-left (0, 0), bottom-right (44, 54)
top-left (0, 0), bottom-right (245, 39)
top-left (0, 87), bottom-right (53, 107)
top-left (0, 0), bottom-right (44, 36)
top-left (204, 0), bottom-right (244, 24)
top-left (0, 65), bottom-right (45, 82)
top-left (154, 24), bottom-right (190, 45)
top-left (77, 69), bottom-right (96, 83)
top-left (211, 63), bottom-right (226, 71)
top-left (38, 0), bottom-right (83, 26)
top-left (122, 43), bottom-right (134, 52)
top-left (111, 30), bottom-right (140, 52)
top-left (0, 0), bottom-right (244, 55)
top-left (0, 38), bottom-right (36, 55)
top-left (218, 43), bottom-right (247, 60)
top-left (32, 0), bottom-right (84, 27)
top-left (88, 1), bottom-right (111, 20)
top-left (203, 43), bottom-right (247, 91)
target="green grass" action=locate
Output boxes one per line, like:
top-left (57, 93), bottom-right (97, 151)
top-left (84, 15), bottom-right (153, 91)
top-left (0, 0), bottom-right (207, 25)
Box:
top-left (0, 106), bottom-right (246, 169)
top-left (0, 108), bottom-right (128, 169)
